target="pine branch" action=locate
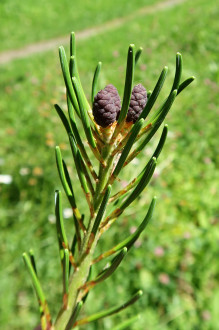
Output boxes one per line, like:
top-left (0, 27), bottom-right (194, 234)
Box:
top-left (23, 33), bottom-right (194, 330)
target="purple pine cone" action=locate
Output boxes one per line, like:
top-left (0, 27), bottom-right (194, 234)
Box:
top-left (126, 84), bottom-right (147, 123)
top-left (93, 84), bottom-right (121, 128)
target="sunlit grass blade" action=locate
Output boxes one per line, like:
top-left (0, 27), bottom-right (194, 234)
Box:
top-left (67, 87), bottom-right (102, 157)
top-left (56, 190), bottom-right (77, 271)
top-left (109, 169), bottom-right (145, 205)
top-left (63, 249), bottom-right (69, 309)
top-left (80, 158), bottom-right (94, 196)
top-left (112, 315), bottom-right (141, 330)
top-left (126, 90), bottom-right (176, 165)
top-left (72, 77), bottom-right (96, 149)
top-left (93, 247), bottom-right (127, 283)
top-left (65, 301), bottom-right (83, 330)
top-left (91, 61), bottom-right (102, 103)
top-left (150, 89), bottom-right (177, 127)
top-left (118, 44), bottom-right (135, 124)
top-left (69, 134), bottom-right (89, 195)
top-left (91, 185), bottom-right (112, 237)
top-left (112, 119), bottom-right (144, 179)
top-left (118, 197), bottom-right (156, 251)
top-left (73, 214), bottom-right (82, 251)
top-left (140, 92), bottom-right (176, 149)
top-left (23, 253), bottom-right (45, 303)
top-left (152, 124), bottom-right (168, 158)
top-left (23, 253), bottom-right (52, 329)
top-left (69, 133), bottom-right (94, 209)
top-left (82, 185), bottom-right (112, 258)
top-left (76, 152), bottom-right (90, 195)
top-left (55, 190), bottom-right (68, 259)
top-left (54, 104), bottom-right (72, 135)
top-left (111, 126), bottom-right (167, 202)
top-left (137, 54), bottom-right (181, 143)
top-left (69, 32), bottom-right (80, 85)
top-left (70, 32), bottom-right (91, 112)
top-left (93, 197), bottom-right (156, 264)
top-left (101, 158), bottom-right (156, 230)
top-left (140, 53), bottom-right (180, 129)
top-left (67, 95), bottom-right (98, 181)
top-left (55, 146), bottom-right (76, 208)
top-left (135, 47), bottom-right (143, 66)
top-left (120, 158), bottom-right (156, 211)
top-left (139, 66), bottom-right (168, 120)
top-left (70, 234), bottom-right (77, 263)
top-left (59, 46), bottom-right (80, 117)
top-left (171, 52), bottom-right (182, 92)
top-left (75, 290), bottom-right (143, 326)
top-left (70, 32), bottom-right (76, 58)
top-left (80, 248), bottom-right (127, 296)
top-left (28, 249), bottom-right (37, 275)
top-left (76, 155), bottom-right (94, 196)
top-left (70, 55), bottom-right (91, 111)
top-left (55, 147), bottom-right (85, 232)
top-left (62, 159), bottom-right (74, 195)
top-left (177, 76), bottom-right (195, 95)
top-left (147, 90), bottom-right (152, 99)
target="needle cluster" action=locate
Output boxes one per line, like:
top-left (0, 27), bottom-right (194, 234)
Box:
top-left (23, 32), bottom-right (194, 330)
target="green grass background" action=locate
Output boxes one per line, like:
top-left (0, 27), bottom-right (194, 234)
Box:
top-left (0, 0), bottom-right (159, 51)
top-left (0, 0), bottom-right (219, 329)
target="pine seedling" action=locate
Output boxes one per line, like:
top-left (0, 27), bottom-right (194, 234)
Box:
top-left (23, 33), bottom-right (194, 329)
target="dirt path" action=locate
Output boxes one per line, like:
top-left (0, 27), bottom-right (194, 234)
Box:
top-left (0, 0), bottom-right (186, 65)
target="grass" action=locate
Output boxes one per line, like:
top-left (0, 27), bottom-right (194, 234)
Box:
top-left (0, 0), bottom-right (219, 329)
top-left (0, 0), bottom-right (159, 51)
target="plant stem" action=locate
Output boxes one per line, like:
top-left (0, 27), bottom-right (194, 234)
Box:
top-left (54, 232), bottom-right (100, 329)
top-left (54, 140), bottom-right (115, 329)
top-left (93, 143), bottom-right (114, 209)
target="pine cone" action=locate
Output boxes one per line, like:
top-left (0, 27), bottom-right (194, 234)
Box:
top-left (126, 84), bottom-right (147, 123)
top-left (93, 84), bottom-right (121, 128)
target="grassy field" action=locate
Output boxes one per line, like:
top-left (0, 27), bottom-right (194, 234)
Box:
top-left (0, 0), bottom-right (219, 329)
top-left (0, 0), bottom-right (159, 51)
